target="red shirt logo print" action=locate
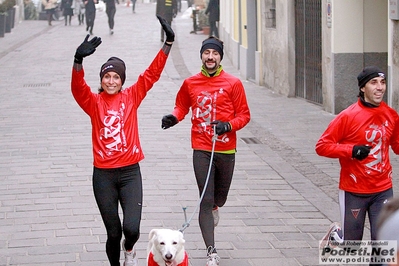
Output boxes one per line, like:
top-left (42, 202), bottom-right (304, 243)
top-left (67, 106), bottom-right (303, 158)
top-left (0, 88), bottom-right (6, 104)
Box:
top-left (365, 122), bottom-right (386, 173)
top-left (194, 91), bottom-right (214, 134)
top-left (100, 108), bottom-right (127, 156)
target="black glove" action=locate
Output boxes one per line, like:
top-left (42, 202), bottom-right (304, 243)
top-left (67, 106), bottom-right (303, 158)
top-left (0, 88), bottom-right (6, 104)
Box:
top-left (211, 120), bottom-right (232, 135)
top-left (74, 34), bottom-right (102, 64)
top-left (352, 145), bottom-right (371, 160)
top-left (162, 114), bottom-right (178, 129)
top-left (157, 15), bottom-right (175, 43)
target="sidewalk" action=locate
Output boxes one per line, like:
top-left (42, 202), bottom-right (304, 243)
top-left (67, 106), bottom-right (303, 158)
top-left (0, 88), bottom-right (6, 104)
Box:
top-left (1, 1), bottom-right (399, 266)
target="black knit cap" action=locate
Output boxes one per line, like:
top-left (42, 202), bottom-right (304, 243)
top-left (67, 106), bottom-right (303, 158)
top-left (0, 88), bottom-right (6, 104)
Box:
top-left (357, 66), bottom-right (385, 88)
top-left (100, 57), bottom-right (126, 85)
top-left (200, 37), bottom-right (224, 60)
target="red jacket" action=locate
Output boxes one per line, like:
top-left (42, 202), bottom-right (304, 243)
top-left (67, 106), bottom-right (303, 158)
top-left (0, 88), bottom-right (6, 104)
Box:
top-left (315, 99), bottom-right (399, 193)
top-left (147, 252), bottom-right (189, 266)
top-left (71, 49), bottom-right (168, 168)
top-left (172, 68), bottom-right (250, 152)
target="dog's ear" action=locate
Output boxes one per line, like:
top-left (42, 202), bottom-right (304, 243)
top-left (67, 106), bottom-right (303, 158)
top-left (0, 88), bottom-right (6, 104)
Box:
top-left (149, 229), bottom-right (158, 240)
top-left (178, 231), bottom-right (185, 244)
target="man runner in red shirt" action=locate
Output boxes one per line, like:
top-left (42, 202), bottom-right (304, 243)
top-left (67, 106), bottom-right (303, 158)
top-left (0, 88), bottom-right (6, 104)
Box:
top-left (316, 66), bottom-right (399, 256)
top-left (161, 37), bottom-right (250, 266)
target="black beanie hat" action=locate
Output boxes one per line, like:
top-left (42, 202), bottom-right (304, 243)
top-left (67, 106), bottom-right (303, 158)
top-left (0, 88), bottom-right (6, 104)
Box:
top-left (357, 66), bottom-right (385, 88)
top-left (200, 37), bottom-right (224, 60)
top-left (100, 57), bottom-right (126, 85)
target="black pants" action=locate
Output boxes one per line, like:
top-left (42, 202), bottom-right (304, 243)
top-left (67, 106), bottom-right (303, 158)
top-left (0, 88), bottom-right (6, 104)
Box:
top-left (131, 0), bottom-right (136, 12)
top-left (93, 164), bottom-right (143, 266)
top-left (339, 188), bottom-right (392, 266)
top-left (85, 10), bottom-right (96, 33)
top-left (106, 6), bottom-right (116, 29)
top-left (340, 188), bottom-right (392, 241)
top-left (209, 20), bottom-right (218, 38)
top-left (193, 150), bottom-right (235, 251)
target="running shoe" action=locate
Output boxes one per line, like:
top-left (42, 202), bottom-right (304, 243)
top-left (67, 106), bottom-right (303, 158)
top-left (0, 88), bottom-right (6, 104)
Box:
top-left (319, 222), bottom-right (344, 250)
top-left (206, 253), bottom-right (220, 266)
top-left (123, 240), bottom-right (138, 266)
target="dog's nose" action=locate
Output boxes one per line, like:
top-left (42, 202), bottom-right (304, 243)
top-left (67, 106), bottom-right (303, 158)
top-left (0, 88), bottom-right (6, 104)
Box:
top-left (165, 253), bottom-right (173, 260)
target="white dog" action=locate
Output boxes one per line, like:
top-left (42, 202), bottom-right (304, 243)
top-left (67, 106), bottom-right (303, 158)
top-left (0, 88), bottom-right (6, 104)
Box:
top-left (147, 228), bottom-right (188, 266)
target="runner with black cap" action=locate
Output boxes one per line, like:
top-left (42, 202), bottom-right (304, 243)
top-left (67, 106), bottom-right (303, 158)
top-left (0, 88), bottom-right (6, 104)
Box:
top-left (316, 66), bottom-right (399, 260)
top-left (161, 36), bottom-right (251, 266)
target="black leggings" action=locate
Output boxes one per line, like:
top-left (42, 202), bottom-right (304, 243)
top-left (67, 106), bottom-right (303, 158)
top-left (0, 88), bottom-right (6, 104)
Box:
top-left (339, 188), bottom-right (393, 241)
top-left (93, 164), bottom-right (143, 266)
top-left (85, 10), bottom-right (95, 33)
top-left (193, 150), bottom-right (235, 251)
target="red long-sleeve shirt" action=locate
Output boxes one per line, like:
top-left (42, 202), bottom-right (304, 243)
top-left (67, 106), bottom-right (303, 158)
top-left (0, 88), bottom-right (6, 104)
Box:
top-left (315, 99), bottom-right (399, 193)
top-left (172, 68), bottom-right (250, 152)
top-left (71, 49), bottom-right (168, 168)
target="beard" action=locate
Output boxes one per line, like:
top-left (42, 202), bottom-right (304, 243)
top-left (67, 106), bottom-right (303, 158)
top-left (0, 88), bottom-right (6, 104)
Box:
top-left (203, 60), bottom-right (218, 73)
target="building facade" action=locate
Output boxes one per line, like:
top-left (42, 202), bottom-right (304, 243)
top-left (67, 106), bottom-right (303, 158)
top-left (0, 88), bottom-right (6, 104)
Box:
top-left (219, 0), bottom-right (398, 114)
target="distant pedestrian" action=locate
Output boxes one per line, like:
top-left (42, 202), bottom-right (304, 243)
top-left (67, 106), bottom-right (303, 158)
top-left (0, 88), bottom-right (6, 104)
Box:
top-left (41, 0), bottom-right (58, 26)
top-left (84, 0), bottom-right (97, 35)
top-left (104, 0), bottom-right (119, 35)
top-left (61, 0), bottom-right (74, 26)
top-left (156, 0), bottom-right (177, 42)
top-left (316, 66), bottom-right (399, 256)
top-left (161, 37), bottom-right (250, 266)
top-left (75, 0), bottom-right (85, 25)
top-left (70, 16), bottom-right (174, 266)
top-left (205, 0), bottom-right (219, 38)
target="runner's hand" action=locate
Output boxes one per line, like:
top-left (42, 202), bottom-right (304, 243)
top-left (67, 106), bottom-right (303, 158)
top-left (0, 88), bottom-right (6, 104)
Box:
top-left (162, 114), bottom-right (178, 129)
top-left (157, 15), bottom-right (175, 43)
top-left (211, 120), bottom-right (232, 135)
top-left (352, 145), bottom-right (371, 160)
top-left (74, 34), bottom-right (102, 64)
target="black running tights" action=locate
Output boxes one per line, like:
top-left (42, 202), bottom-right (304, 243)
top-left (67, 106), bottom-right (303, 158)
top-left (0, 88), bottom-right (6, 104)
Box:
top-left (93, 163), bottom-right (142, 266)
top-left (193, 150), bottom-right (235, 253)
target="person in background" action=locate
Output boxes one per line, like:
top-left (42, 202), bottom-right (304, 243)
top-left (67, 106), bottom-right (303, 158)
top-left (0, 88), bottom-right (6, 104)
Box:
top-left (70, 16), bottom-right (174, 266)
top-left (156, 0), bottom-right (177, 42)
top-left (41, 0), bottom-right (58, 26)
top-left (377, 197), bottom-right (399, 266)
top-left (205, 0), bottom-right (219, 38)
top-left (61, 0), bottom-right (74, 26)
top-left (316, 66), bottom-right (399, 260)
top-left (75, 0), bottom-right (85, 25)
top-left (104, 0), bottom-right (119, 35)
top-left (84, 0), bottom-right (97, 35)
top-left (161, 37), bottom-right (250, 266)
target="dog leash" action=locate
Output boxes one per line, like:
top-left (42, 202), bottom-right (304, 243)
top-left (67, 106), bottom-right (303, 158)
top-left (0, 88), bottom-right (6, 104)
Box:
top-left (179, 126), bottom-right (220, 233)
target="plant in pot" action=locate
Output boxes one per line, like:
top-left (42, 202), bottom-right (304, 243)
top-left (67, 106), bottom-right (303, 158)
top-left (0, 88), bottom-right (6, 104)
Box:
top-left (4, 0), bottom-right (16, 30)
top-left (0, 1), bottom-right (7, 37)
